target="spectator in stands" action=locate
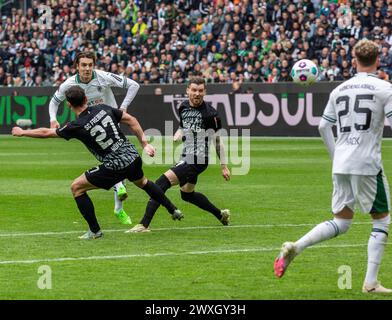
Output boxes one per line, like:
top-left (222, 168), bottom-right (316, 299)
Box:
top-left (311, 27), bottom-right (329, 57)
top-left (380, 45), bottom-right (392, 77)
top-left (378, 68), bottom-right (390, 81)
top-left (278, 68), bottom-right (292, 82)
top-left (342, 68), bottom-right (351, 80)
top-left (2, 0), bottom-right (392, 87)
top-left (267, 68), bottom-right (280, 83)
top-left (230, 81), bottom-right (243, 94)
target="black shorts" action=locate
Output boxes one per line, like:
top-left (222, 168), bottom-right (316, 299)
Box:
top-left (170, 160), bottom-right (208, 187)
top-left (85, 157), bottom-right (144, 190)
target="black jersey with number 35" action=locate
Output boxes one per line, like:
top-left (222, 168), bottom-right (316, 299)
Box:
top-left (56, 104), bottom-right (139, 170)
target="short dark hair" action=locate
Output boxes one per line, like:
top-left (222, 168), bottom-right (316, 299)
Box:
top-left (187, 76), bottom-right (206, 88)
top-left (65, 86), bottom-right (86, 107)
top-left (73, 51), bottom-right (96, 68)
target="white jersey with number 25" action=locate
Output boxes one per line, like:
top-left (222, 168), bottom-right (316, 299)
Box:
top-left (322, 72), bottom-right (392, 175)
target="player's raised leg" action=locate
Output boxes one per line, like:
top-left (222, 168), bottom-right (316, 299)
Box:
top-left (273, 241), bottom-right (297, 278)
top-left (180, 183), bottom-right (230, 226)
top-left (128, 170), bottom-right (183, 233)
top-left (274, 206), bottom-right (353, 278)
top-left (113, 181), bottom-right (132, 225)
top-left (133, 176), bottom-right (183, 219)
top-left (115, 180), bottom-right (128, 201)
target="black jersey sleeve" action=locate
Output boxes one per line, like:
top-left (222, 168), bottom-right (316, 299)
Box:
top-left (178, 103), bottom-right (185, 128)
top-left (204, 104), bottom-right (222, 131)
top-left (56, 122), bottom-right (78, 140)
top-left (111, 107), bottom-right (123, 123)
top-left (214, 113), bottom-right (222, 131)
top-left (98, 104), bottom-right (123, 123)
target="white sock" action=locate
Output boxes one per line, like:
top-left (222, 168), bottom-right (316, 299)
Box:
top-left (114, 181), bottom-right (126, 192)
top-left (113, 182), bottom-right (124, 212)
top-left (364, 215), bottom-right (390, 286)
top-left (114, 192), bottom-right (123, 212)
top-left (295, 218), bottom-right (352, 254)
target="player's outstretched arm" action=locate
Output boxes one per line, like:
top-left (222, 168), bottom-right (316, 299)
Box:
top-left (49, 98), bottom-right (61, 128)
top-left (120, 112), bottom-right (155, 157)
top-left (49, 81), bottom-right (69, 128)
top-left (213, 134), bottom-right (230, 181)
top-left (104, 71), bottom-right (140, 111)
top-left (119, 78), bottom-right (140, 111)
top-left (49, 86), bottom-right (67, 128)
top-left (12, 127), bottom-right (59, 138)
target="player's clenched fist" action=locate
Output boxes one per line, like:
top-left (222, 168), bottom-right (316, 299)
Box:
top-left (50, 120), bottom-right (60, 129)
top-left (12, 127), bottom-right (24, 137)
top-left (221, 165), bottom-right (231, 181)
top-left (143, 144), bottom-right (156, 157)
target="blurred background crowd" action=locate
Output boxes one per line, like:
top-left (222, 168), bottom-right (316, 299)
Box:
top-left (1, 0), bottom-right (392, 88)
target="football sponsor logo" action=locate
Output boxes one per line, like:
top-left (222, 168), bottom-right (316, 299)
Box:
top-left (164, 93), bottom-right (321, 128)
top-left (164, 95), bottom-right (188, 122)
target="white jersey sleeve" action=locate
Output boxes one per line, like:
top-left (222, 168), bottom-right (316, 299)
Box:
top-left (101, 71), bottom-right (129, 89)
top-left (98, 71), bottom-right (140, 111)
top-left (321, 94), bottom-right (337, 125)
top-left (48, 77), bottom-right (76, 122)
top-left (319, 118), bottom-right (335, 160)
top-left (383, 84), bottom-right (392, 120)
top-left (319, 94), bottom-right (337, 160)
top-left (120, 78), bottom-right (140, 111)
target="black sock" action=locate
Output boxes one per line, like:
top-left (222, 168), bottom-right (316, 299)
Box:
top-left (141, 199), bottom-right (161, 227)
top-left (140, 175), bottom-right (172, 227)
top-left (75, 193), bottom-right (101, 233)
top-left (143, 180), bottom-right (176, 214)
top-left (181, 191), bottom-right (222, 219)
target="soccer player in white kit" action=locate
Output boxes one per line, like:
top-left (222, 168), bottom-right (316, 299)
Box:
top-left (48, 52), bottom-right (140, 225)
top-left (274, 39), bottom-right (392, 293)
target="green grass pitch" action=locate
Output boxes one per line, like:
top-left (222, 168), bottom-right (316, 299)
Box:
top-left (0, 135), bottom-right (392, 300)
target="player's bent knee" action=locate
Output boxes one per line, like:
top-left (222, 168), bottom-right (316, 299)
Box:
top-left (133, 177), bottom-right (147, 188)
top-left (372, 214), bottom-right (390, 234)
top-left (163, 170), bottom-right (179, 186)
top-left (371, 212), bottom-right (390, 220)
top-left (334, 217), bottom-right (352, 234)
top-left (71, 180), bottom-right (83, 197)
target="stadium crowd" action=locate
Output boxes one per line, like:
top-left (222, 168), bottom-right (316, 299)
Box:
top-left (1, 0), bottom-right (392, 87)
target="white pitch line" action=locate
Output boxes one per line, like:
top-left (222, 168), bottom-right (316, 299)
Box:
top-left (0, 152), bottom-right (89, 156)
top-left (0, 243), bottom-right (379, 265)
top-left (0, 222), bottom-right (372, 238)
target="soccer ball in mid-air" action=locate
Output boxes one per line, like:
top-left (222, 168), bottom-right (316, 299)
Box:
top-left (291, 59), bottom-right (319, 86)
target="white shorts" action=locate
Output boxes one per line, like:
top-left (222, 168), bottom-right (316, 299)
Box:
top-left (332, 171), bottom-right (390, 214)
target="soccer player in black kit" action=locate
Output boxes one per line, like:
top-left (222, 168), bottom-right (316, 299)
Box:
top-left (129, 77), bottom-right (231, 233)
top-left (12, 86), bottom-right (183, 239)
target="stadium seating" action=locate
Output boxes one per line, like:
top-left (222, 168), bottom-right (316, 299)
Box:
top-left (0, 0), bottom-right (392, 86)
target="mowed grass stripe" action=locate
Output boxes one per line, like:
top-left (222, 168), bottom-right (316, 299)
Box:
top-left (0, 243), bottom-right (378, 265)
top-left (1, 136), bottom-right (392, 299)
top-left (0, 222), bottom-right (372, 238)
